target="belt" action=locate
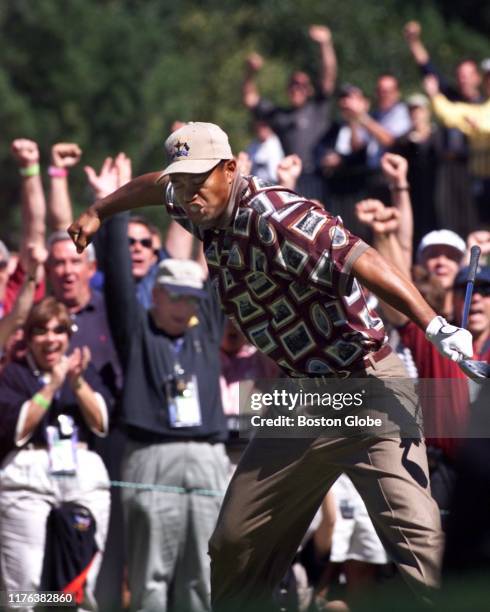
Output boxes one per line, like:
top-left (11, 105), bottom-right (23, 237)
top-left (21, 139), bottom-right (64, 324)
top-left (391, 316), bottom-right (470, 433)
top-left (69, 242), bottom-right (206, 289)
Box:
top-left (291, 344), bottom-right (393, 380)
top-left (126, 427), bottom-right (225, 445)
top-left (359, 343), bottom-right (392, 369)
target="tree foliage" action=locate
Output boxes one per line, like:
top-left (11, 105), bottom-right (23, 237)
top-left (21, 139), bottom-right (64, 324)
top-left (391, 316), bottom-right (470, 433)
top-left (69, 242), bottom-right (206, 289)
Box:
top-left (0, 0), bottom-right (488, 238)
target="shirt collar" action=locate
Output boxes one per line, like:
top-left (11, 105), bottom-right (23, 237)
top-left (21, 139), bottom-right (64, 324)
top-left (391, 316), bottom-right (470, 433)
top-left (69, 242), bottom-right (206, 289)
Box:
top-left (215, 171), bottom-right (248, 231)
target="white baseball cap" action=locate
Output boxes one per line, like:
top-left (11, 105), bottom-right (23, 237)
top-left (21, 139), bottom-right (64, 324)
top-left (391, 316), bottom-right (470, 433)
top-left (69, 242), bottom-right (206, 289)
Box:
top-left (416, 230), bottom-right (466, 262)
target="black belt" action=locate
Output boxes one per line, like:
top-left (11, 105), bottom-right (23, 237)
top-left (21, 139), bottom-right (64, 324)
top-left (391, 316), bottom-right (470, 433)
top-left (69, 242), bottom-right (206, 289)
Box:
top-left (126, 427), bottom-right (224, 445)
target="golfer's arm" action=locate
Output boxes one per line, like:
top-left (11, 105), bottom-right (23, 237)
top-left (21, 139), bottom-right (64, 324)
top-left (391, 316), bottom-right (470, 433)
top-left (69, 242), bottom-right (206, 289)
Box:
top-left (93, 172), bottom-right (168, 222)
top-left (352, 247), bottom-right (435, 330)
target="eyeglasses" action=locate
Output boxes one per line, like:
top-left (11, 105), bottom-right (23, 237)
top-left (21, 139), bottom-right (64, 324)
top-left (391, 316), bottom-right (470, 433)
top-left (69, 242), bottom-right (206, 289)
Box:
top-left (31, 324), bottom-right (70, 337)
top-left (455, 284), bottom-right (490, 297)
top-left (167, 292), bottom-right (199, 305)
top-left (128, 237), bottom-right (153, 249)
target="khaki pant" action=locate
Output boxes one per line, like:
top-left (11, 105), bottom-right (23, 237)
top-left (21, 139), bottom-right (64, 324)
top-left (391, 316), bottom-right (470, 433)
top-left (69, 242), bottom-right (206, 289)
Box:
top-left (209, 353), bottom-right (443, 610)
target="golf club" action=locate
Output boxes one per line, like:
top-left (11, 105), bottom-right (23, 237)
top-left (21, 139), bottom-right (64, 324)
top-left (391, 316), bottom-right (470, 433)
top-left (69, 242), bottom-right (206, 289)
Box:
top-left (458, 245), bottom-right (490, 381)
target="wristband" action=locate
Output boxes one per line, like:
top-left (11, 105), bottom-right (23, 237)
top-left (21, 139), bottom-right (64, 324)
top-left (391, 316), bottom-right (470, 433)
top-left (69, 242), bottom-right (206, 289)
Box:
top-left (32, 392), bottom-right (50, 410)
top-left (48, 165), bottom-right (69, 178)
top-left (19, 163), bottom-right (40, 178)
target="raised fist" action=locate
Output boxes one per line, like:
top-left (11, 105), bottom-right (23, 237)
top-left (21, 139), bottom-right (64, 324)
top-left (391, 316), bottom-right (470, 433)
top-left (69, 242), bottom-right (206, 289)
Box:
top-left (308, 25), bottom-right (332, 45)
top-left (355, 199), bottom-right (400, 235)
top-left (403, 21), bottom-right (421, 43)
top-left (381, 153), bottom-right (408, 185)
top-left (11, 139), bottom-right (40, 167)
top-left (245, 52), bottom-right (264, 73)
top-left (51, 143), bottom-right (82, 168)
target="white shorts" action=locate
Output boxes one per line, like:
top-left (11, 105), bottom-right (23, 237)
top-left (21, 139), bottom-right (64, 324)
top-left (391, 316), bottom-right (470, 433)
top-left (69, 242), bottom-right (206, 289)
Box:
top-left (329, 473), bottom-right (388, 565)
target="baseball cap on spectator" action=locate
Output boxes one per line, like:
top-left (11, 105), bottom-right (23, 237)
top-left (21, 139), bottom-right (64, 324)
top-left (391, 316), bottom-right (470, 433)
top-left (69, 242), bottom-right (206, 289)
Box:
top-left (454, 265), bottom-right (490, 288)
top-left (416, 230), bottom-right (466, 262)
top-left (406, 93), bottom-right (429, 108)
top-left (154, 259), bottom-right (207, 299)
top-left (159, 122), bottom-right (233, 178)
top-left (0, 240), bottom-right (10, 264)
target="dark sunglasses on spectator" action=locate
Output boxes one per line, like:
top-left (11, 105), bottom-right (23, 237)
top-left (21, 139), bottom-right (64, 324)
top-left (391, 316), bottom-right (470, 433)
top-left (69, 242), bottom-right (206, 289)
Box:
top-left (31, 325), bottom-right (70, 337)
top-left (0, 260), bottom-right (8, 270)
top-left (455, 284), bottom-right (490, 297)
top-left (128, 237), bottom-right (153, 249)
top-left (167, 292), bottom-right (199, 305)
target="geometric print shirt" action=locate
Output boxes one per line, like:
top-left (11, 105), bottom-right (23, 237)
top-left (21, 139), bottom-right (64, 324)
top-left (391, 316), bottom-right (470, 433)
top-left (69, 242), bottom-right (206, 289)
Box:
top-left (163, 174), bottom-right (386, 376)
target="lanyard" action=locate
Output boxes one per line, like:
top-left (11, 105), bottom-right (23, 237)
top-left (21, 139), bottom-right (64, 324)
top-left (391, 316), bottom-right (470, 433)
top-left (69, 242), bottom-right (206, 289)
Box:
top-left (169, 337), bottom-right (185, 376)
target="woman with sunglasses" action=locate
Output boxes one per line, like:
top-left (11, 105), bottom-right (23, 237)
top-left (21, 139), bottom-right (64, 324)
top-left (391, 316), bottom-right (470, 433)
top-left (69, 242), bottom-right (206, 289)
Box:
top-left (0, 296), bottom-right (112, 610)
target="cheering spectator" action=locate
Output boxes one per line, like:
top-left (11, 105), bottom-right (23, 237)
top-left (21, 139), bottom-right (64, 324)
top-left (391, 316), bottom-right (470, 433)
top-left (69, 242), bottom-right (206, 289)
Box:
top-left (403, 21), bottom-right (482, 103)
top-left (403, 20), bottom-right (480, 235)
top-left (0, 244), bottom-right (47, 363)
top-left (242, 24), bottom-right (337, 199)
top-left (340, 76), bottom-right (410, 154)
top-left (0, 297), bottom-right (112, 610)
top-left (103, 208), bottom-right (229, 612)
top-left (424, 70), bottom-right (490, 224)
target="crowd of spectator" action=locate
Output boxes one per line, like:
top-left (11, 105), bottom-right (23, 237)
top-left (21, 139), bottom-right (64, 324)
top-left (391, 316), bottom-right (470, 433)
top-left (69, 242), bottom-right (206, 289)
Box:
top-left (0, 19), bottom-right (489, 612)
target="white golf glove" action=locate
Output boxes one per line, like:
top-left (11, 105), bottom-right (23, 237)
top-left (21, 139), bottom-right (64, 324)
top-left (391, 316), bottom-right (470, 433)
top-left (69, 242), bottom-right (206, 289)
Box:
top-left (425, 316), bottom-right (473, 362)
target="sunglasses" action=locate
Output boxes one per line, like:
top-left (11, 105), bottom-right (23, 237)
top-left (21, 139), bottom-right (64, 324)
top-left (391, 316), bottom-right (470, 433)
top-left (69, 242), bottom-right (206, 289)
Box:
top-left (31, 324), bottom-right (70, 337)
top-left (167, 292), bottom-right (199, 305)
top-left (0, 261), bottom-right (8, 270)
top-left (455, 284), bottom-right (490, 297)
top-left (128, 237), bottom-right (153, 249)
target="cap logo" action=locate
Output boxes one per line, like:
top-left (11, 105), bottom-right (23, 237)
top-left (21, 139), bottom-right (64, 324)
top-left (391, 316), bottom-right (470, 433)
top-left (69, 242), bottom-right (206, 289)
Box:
top-left (171, 140), bottom-right (190, 160)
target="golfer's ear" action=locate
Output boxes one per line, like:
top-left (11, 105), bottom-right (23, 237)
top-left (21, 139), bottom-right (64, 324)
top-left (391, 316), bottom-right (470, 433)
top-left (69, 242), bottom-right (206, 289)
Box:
top-left (224, 159), bottom-right (236, 177)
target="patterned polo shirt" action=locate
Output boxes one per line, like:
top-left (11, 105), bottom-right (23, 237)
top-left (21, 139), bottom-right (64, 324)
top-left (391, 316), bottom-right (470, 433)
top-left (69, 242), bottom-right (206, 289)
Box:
top-left (163, 174), bottom-right (385, 376)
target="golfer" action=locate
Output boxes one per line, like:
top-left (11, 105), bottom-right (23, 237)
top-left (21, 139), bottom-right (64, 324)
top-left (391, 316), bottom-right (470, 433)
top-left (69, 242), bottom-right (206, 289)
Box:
top-left (69, 122), bottom-right (472, 610)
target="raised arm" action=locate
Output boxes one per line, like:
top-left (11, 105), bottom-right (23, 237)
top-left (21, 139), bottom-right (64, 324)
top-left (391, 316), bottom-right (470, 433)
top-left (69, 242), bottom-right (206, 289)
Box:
top-left (48, 143), bottom-right (82, 230)
top-left (83, 154), bottom-right (142, 362)
top-left (68, 171), bottom-right (166, 253)
top-left (403, 21), bottom-right (430, 67)
top-left (0, 244), bottom-right (46, 351)
top-left (380, 153), bottom-right (413, 266)
top-left (341, 96), bottom-right (396, 149)
top-left (242, 53), bottom-right (264, 109)
top-left (11, 139), bottom-right (46, 270)
top-left (424, 75), bottom-right (490, 135)
top-left (308, 25), bottom-right (337, 96)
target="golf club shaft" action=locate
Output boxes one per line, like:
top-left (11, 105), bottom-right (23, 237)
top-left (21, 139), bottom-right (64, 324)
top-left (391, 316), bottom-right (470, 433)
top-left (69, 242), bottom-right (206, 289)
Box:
top-left (461, 245), bottom-right (481, 329)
